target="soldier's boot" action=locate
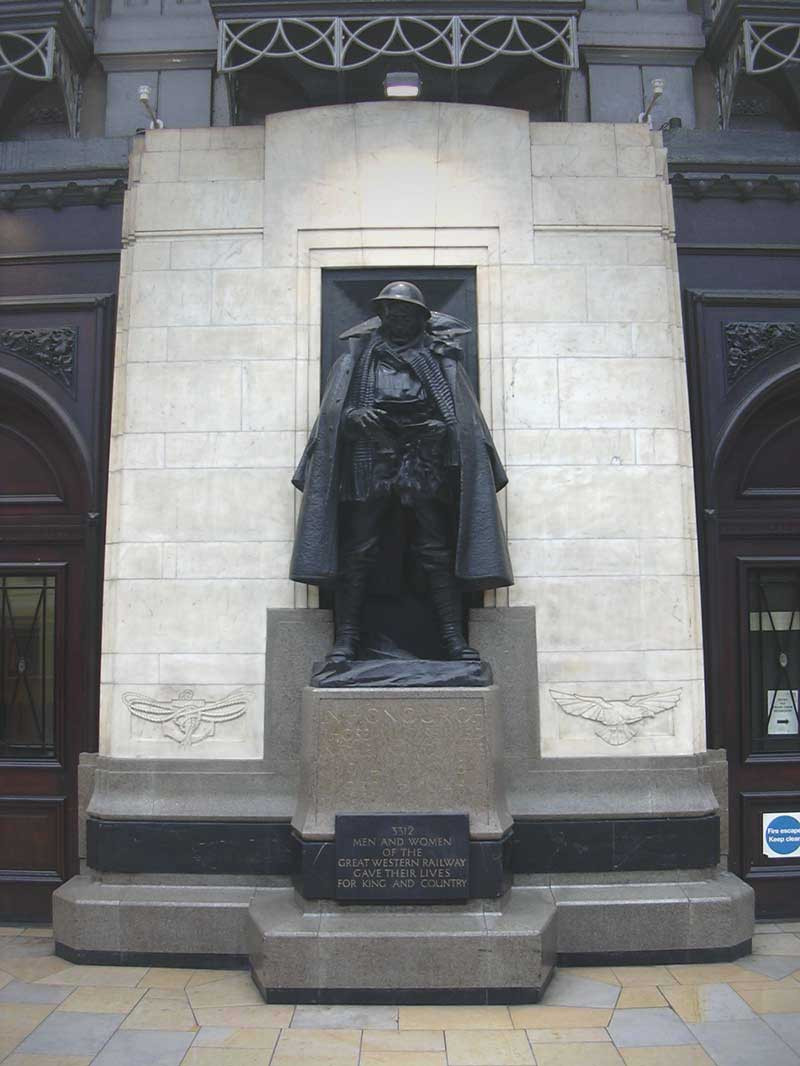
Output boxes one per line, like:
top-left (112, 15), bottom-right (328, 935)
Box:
top-left (328, 570), bottom-right (369, 661)
top-left (428, 571), bottom-right (480, 661)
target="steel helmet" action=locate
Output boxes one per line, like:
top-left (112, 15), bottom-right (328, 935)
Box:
top-left (372, 281), bottom-right (431, 317)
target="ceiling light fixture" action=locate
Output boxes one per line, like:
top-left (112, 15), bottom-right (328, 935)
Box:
top-left (383, 72), bottom-right (421, 99)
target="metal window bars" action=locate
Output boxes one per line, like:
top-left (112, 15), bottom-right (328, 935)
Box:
top-left (218, 14), bottom-right (579, 74)
top-left (0, 576), bottom-right (56, 759)
top-left (749, 570), bottom-right (800, 746)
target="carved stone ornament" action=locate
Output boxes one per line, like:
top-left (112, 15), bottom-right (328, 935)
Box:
top-left (0, 327), bottom-right (76, 389)
top-left (550, 689), bottom-right (682, 746)
top-left (123, 688), bottom-right (250, 747)
top-left (724, 321), bottom-right (800, 388)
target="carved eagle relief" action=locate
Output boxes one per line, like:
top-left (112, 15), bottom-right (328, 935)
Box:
top-left (550, 689), bottom-right (682, 746)
top-left (123, 689), bottom-right (250, 747)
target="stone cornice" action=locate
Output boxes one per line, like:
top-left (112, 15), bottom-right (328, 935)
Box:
top-left (580, 45), bottom-right (705, 65)
top-left (665, 130), bottom-right (800, 200)
top-left (0, 178), bottom-right (127, 211)
top-left (669, 171), bottom-right (800, 201)
top-left (211, 0), bottom-right (583, 17)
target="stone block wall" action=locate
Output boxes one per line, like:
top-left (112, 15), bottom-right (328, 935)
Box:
top-left (103, 124), bottom-right (282, 759)
top-left (102, 104), bottom-right (704, 763)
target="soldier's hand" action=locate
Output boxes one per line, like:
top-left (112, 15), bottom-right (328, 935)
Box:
top-left (345, 407), bottom-right (382, 434)
top-left (420, 419), bottom-right (447, 439)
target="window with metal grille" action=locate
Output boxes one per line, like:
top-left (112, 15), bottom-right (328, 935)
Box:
top-left (0, 575), bottom-right (56, 759)
top-left (748, 568), bottom-right (800, 754)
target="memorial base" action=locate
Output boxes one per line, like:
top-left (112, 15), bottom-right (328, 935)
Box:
top-left (293, 686), bottom-right (511, 842)
top-left (247, 885), bottom-right (557, 1004)
top-left (53, 870), bottom-right (752, 975)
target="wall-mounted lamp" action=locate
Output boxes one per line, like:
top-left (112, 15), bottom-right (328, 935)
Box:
top-left (138, 84), bottom-right (164, 129)
top-left (383, 72), bottom-right (422, 99)
top-left (638, 78), bottom-right (664, 128)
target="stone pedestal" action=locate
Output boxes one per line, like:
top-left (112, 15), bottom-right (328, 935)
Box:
top-left (293, 686), bottom-right (511, 841)
top-left (248, 684), bottom-right (550, 1002)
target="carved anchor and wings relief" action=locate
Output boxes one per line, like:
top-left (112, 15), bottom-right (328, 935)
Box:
top-left (123, 689), bottom-right (250, 747)
top-left (550, 689), bottom-right (682, 746)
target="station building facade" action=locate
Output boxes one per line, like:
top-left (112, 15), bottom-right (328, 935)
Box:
top-left (0, 0), bottom-right (799, 945)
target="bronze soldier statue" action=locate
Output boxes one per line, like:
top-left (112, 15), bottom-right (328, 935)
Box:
top-left (290, 281), bottom-right (512, 664)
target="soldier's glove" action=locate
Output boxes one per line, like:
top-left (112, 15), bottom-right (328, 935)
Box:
top-left (344, 407), bottom-right (383, 437)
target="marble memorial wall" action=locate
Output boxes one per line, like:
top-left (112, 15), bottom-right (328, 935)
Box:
top-left (102, 103), bottom-right (703, 761)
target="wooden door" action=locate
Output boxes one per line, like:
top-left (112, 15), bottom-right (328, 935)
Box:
top-left (714, 373), bottom-right (800, 917)
top-left (0, 387), bottom-right (89, 921)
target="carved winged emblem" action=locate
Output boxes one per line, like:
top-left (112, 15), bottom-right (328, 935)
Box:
top-left (123, 689), bottom-right (250, 747)
top-left (550, 689), bottom-right (682, 746)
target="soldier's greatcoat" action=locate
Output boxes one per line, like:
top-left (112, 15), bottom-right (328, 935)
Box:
top-left (290, 331), bottom-right (514, 591)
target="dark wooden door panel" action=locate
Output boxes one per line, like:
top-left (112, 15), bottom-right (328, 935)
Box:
top-left (0, 427), bottom-right (63, 504)
top-left (717, 541), bottom-right (800, 916)
top-left (0, 881), bottom-right (62, 924)
top-left (0, 548), bottom-right (85, 920)
top-left (740, 791), bottom-right (800, 918)
top-left (0, 222), bottom-right (119, 924)
top-left (712, 371), bottom-right (800, 917)
top-left (0, 797), bottom-right (65, 876)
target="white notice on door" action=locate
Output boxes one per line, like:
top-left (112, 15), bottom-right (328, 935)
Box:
top-left (764, 812), bottom-right (800, 858)
top-left (767, 690), bottom-right (799, 735)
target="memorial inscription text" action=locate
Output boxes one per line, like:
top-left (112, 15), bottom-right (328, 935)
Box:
top-left (335, 813), bottom-right (469, 901)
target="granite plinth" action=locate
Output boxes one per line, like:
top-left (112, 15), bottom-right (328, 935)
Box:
top-left (292, 685), bottom-right (511, 841)
top-left (52, 871), bottom-right (752, 973)
top-left (53, 875), bottom-right (254, 966)
top-left (248, 885), bottom-right (556, 1004)
top-left (310, 658), bottom-right (492, 688)
top-left (552, 871), bottom-right (754, 964)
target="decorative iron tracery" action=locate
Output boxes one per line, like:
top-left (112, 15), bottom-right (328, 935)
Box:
top-left (0, 25), bottom-right (82, 135)
top-left (0, 27), bottom-right (55, 81)
top-left (714, 15), bottom-right (800, 128)
top-left (218, 14), bottom-right (578, 74)
top-left (744, 20), bottom-right (800, 74)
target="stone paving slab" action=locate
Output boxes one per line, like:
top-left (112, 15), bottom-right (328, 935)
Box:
top-left (688, 1018), bottom-right (800, 1065)
top-left (764, 1014), bottom-right (800, 1055)
top-left (0, 926), bottom-right (799, 1064)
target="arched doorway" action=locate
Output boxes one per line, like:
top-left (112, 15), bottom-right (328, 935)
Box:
top-left (0, 379), bottom-right (90, 922)
top-left (712, 362), bottom-right (800, 917)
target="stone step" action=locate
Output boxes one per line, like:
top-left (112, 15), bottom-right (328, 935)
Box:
top-left (53, 876), bottom-right (254, 967)
top-left (248, 885), bottom-right (557, 1004)
top-left (551, 871), bottom-right (753, 964)
top-left (52, 871), bottom-right (753, 980)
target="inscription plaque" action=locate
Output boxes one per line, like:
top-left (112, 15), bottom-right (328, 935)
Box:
top-left (335, 813), bottom-right (469, 901)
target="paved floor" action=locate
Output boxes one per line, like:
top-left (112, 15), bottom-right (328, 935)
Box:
top-left (0, 923), bottom-right (799, 1064)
